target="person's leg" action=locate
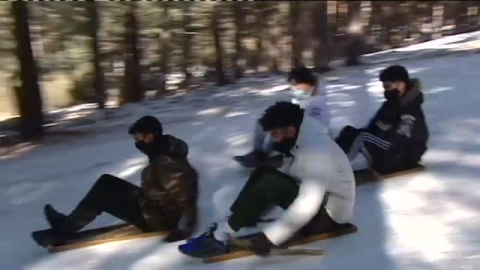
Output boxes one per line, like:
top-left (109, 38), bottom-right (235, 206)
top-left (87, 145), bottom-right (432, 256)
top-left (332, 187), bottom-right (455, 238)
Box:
top-left (352, 133), bottom-right (413, 174)
top-left (51, 174), bottom-right (151, 233)
top-left (228, 167), bottom-right (299, 231)
top-left (362, 142), bottom-right (406, 174)
top-left (335, 126), bottom-right (362, 154)
top-left (346, 131), bottom-right (392, 161)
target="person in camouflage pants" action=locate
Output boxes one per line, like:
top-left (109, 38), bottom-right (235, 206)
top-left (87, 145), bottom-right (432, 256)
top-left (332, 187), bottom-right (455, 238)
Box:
top-left (44, 116), bottom-right (198, 243)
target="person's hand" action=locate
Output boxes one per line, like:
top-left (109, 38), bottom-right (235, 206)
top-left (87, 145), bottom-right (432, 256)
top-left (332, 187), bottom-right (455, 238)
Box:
top-left (232, 233), bottom-right (275, 257)
top-left (179, 210), bottom-right (197, 235)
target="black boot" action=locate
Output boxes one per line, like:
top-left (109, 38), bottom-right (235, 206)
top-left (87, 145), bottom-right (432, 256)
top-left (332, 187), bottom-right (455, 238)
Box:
top-left (57, 208), bottom-right (98, 234)
top-left (44, 204), bottom-right (68, 231)
top-left (45, 205), bottom-right (97, 235)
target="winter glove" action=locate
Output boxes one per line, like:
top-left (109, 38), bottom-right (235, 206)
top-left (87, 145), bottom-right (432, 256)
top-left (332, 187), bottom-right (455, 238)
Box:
top-left (232, 233), bottom-right (275, 257)
top-left (250, 233), bottom-right (275, 256)
top-left (163, 210), bottom-right (197, 243)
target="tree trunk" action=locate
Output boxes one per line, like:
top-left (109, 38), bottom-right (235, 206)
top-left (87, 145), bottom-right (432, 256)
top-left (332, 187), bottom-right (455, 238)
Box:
top-left (233, 3), bottom-right (244, 79)
top-left (87, 2), bottom-right (105, 109)
top-left (454, 2), bottom-right (469, 34)
top-left (157, 3), bottom-right (170, 97)
top-left (290, 1), bottom-right (302, 67)
top-left (266, 3), bottom-right (280, 73)
top-left (212, 5), bottom-right (227, 86)
top-left (254, 7), bottom-right (265, 72)
top-left (11, 2), bottom-right (43, 139)
top-left (431, 3), bottom-right (444, 40)
top-left (182, 4), bottom-right (192, 91)
top-left (345, 1), bottom-right (363, 66)
top-left (122, 3), bottom-right (143, 104)
top-left (312, 1), bottom-right (331, 72)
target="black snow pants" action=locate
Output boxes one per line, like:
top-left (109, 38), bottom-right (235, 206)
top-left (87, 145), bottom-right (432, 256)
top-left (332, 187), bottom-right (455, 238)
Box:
top-left (335, 125), bottom-right (418, 174)
top-left (72, 174), bottom-right (152, 232)
top-left (228, 167), bottom-right (340, 238)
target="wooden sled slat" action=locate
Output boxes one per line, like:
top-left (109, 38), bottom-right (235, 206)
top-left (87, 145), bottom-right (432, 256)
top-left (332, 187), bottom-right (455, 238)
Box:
top-left (203, 223), bottom-right (357, 264)
top-left (47, 224), bottom-right (168, 253)
top-left (355, 164), bottom-right (425, 186)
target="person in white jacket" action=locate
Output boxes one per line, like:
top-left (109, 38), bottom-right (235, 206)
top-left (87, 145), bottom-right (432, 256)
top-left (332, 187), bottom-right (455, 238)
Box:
top-left (179, 102), bottom-right (355, 258)
top-left (234, 66), bottom-right (331, 168)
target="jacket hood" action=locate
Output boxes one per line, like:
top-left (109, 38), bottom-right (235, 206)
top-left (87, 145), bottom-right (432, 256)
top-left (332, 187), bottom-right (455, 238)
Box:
top-left (400, 78), bottom-right (424, 108)
top-left (295, 115), bottom-right (329, 149)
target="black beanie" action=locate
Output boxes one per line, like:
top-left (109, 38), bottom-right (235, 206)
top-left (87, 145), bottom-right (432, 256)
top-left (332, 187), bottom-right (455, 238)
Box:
top-left (379, 65), bottom-right (410, 84)
top-left (128, 115), bottom-right (163, 136)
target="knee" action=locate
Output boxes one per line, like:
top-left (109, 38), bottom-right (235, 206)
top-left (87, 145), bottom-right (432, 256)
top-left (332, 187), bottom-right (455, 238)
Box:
top-left (252, 168), bottom-right (281, 188)
top-left (251, 167), bottom-right (277, 179)
top-left (337, 126), bottom-right (358, 142)
top-left (340, 125), bottom-right (357, 135)
top-left (97, 174), bottom-right (116, 187)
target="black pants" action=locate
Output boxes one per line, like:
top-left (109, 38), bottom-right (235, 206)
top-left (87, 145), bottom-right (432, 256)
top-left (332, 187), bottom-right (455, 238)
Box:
top-left (335, 126), bottom-right (417, 174)
top-left (74, 174), bottom-right (152, 232)
top-left (228, 167), bottom-right (340, 237)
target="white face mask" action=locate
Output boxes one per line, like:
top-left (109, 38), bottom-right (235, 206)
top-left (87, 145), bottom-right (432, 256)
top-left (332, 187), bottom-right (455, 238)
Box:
top-left (290, 86), bottom-right (312, 100)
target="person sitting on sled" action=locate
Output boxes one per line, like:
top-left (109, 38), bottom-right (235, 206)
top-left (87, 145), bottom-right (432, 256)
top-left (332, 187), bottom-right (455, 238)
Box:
top-left (43, 116), bottom-right (198, 243)
top-left (179, 102), bottom-right (355, 257)
top-left (335, 65), bottom-right (429, 174)
top-left (234, 66), bottom-right (331, 168)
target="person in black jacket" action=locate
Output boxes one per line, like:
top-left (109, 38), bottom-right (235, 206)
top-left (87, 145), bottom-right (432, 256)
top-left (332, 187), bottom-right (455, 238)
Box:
top-left (335, 65), bottom-right (429, 174)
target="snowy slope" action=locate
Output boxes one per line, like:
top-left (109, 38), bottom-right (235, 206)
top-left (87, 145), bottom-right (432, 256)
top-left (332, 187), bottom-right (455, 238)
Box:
top-left (2, 39), bottom-right (480, 269)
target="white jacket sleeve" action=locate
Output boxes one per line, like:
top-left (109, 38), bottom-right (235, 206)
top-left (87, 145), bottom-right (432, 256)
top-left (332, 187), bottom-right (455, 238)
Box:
top-left (263, 147), bottom-right (331, 246)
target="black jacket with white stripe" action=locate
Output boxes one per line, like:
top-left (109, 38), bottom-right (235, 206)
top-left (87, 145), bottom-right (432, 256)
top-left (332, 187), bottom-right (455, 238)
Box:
top-left (365, 79), bottom-right (429, 163)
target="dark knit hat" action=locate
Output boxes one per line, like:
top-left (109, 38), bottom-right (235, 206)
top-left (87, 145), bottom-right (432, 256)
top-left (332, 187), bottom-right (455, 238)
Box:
top-left (379, 65), bottom-right (410, 84)
top-left (128, 115), bottom-right (163, 135)
top-left (259, 102), bottom-right (304, 131)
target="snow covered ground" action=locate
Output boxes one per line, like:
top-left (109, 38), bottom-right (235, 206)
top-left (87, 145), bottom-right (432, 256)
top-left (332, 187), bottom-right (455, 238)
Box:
top-left (2, 33), bottom-right (480, 269)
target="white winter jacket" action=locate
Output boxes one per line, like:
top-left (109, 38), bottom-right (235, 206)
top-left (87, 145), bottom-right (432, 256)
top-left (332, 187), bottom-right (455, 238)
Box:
top-left (263, 115), bottom-right (355, 246)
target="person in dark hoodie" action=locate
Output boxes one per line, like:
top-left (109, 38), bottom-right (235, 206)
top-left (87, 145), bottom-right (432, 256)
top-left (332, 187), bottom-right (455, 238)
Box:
top-left (43, 116), bottom-right (198, 242)
top-left (335, 65), bottom-right (429, 174)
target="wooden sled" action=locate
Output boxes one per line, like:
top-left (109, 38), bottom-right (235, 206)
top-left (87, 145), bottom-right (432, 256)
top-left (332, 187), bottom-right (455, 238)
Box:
top-left (355, 164), bottom-right (425, 186)
top-left (203, 223), bottom-right (358, 264)
top-left (33, 223), bottom-right (168, 253)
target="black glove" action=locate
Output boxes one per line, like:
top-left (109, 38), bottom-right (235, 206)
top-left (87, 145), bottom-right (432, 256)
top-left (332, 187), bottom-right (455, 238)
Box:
top-left (249, 233), bottom-right (275, 256)
top-left (163, 211), bottom-right (197, 243)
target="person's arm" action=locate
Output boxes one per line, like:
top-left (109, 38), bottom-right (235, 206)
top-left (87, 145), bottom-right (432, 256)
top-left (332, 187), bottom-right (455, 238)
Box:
top-left (382, 112), bottom-right (417, 150)
top-left (145, 157), bottom-right (197, 241)
top-left (156, 158), bottom-right (197, 230)
top-left (262, 146), bottom-right (330, 246)
top-left (364, 103), bottom-right (388, 134)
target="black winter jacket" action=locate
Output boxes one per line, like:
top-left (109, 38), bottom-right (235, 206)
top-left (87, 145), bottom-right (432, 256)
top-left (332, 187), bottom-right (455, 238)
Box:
top-left (365, 78), bottom-right (429, 163)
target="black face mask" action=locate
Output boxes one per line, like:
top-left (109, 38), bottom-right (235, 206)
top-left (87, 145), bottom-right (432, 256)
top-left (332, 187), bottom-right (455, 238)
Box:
top-left (135, 140), bottom-right (150, 155)
top-left (384, 89), bottom-right (401, 103)
top-left (272, 137), bottom-right (297, 155)
top-left (135, 135), bottom-right (169, 157)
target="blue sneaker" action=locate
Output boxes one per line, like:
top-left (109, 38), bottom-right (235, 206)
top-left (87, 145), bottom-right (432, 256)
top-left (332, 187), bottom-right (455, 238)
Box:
top-left (178, 223), bottom-right (229, 258)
